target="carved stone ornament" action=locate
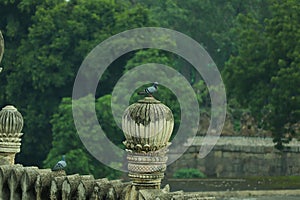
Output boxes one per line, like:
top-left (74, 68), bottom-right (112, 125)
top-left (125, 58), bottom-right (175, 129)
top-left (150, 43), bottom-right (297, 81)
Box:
top-left (122, 97), bottom-right (174, 189)
top-left (122, 97), bottom-right (174, 153)
top-left (0, 105), bottom-right (24, 165)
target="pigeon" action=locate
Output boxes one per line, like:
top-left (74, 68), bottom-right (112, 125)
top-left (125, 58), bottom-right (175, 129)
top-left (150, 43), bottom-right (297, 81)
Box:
top-left (138, 82), bottom-right (158, 97)
top-left (52, 155), bottom-right (67, 171)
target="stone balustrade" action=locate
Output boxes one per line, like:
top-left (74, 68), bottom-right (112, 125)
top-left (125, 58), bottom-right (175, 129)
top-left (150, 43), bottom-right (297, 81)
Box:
top-left (0, 164), bottom-right (127, 200)
top-left (0, 164), bottom-right (216, 199)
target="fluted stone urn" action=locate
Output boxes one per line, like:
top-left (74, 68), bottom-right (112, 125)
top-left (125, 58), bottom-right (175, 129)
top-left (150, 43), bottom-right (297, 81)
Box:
top-left (122, 97), bottom-right (174, 189)
top-left (0, 105), bottom-right (24, 165)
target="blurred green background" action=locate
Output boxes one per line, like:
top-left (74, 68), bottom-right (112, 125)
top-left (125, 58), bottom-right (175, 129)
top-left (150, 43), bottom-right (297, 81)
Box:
top-left (0, 0), bottom-right (299, 179)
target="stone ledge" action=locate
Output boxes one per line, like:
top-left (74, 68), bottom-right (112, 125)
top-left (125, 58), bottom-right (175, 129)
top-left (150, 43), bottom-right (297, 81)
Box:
top-left (195, 189), bottom-right (300, 198)
top-left (185, 136), bottom-right (300, 153)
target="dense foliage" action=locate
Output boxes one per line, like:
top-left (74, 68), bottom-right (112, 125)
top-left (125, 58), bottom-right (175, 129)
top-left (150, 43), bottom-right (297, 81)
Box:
top-left (173, 168), bottom-right (206, 179)
top-left (44, 96), bottom-right (122, 178)
top-left (0, 0), bottom-right (299, 177)
top-left (223, 0), bottom-right (300, 148)
top-left (0, 0), bottom-right (152, 168)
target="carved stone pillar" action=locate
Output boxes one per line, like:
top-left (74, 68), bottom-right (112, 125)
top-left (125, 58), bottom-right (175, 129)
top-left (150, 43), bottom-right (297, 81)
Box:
top-left (122, 97), bottom-right (174, 189)
top-left (0, 105), bottom-right (24, 165)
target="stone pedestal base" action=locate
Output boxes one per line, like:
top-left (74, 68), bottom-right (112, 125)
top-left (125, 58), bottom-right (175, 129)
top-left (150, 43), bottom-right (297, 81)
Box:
top-left (0, 142), bottom-right (21, 165)
top-left (0, 152), bottom-right (16, 165)
top-left (127, 147), bottom-right (168, 190)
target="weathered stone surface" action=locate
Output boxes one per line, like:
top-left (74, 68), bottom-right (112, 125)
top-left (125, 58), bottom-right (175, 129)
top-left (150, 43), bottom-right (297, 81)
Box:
top-left (35, 169), bottom-right (53, 200)
top-left (0, 164), bottom-right (22, 199)
top-left (0, 163), bottom-right (239, 199)
top-left (0, 106), bottom-right (23, 134)
top-left (20, 166), bottom-right (39, 200)
top-left (8, 166), bottom-right (25, 200)
top-left (122, 97), bottom-right (174, 190)
top-left (122, 97), bottom-right (174, 152)
top-left (168, 136), bottom-right (300, 178)
top-left (61, 174), bottom-right (81, 199)
top-left (188, 189), bottom-right (300, 199)
top-left (76, 178), bottom-right (94, 200)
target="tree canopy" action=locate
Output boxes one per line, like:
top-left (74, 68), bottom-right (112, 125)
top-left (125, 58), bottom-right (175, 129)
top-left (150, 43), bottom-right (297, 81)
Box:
top-left (223, 0), bottom-right (300, 148)
top-left (0, 0), bottom-right (299, 177)
top-left (0, 0), bottom-right (152, 167)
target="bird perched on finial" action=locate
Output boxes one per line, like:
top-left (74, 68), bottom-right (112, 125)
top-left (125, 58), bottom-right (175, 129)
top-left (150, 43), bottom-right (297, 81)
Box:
top-left (138, 82), bottom-right (158, 97)
top-left (52, 155), bottom-right (67, 171)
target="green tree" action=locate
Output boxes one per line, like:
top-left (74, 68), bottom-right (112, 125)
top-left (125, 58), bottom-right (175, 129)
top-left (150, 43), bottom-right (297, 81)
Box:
top-left (223, 0), bottom-right (300, 148)
top-left (0, 0), bottom-right (46, 104)
top-left (1, 0), bottom-right (152, 166)
top-left (44, 96), bottom-right (122, 179)
top-left (139, 0), bottom-right (267, 69)
top-left (265, 0), bottom-right (300, 147)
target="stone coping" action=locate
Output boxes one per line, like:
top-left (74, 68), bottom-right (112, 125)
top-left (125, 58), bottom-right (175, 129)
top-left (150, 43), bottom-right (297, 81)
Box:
top-left (181, 136), bottom-right (300, 153)
top-left (194, 189), bottom-right (300, 198)
top-left (186, 136), bottom-right (300, 147)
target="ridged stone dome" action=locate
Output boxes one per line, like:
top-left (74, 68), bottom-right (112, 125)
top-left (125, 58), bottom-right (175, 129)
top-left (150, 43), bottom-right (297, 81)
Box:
top-left (0, 105), bottom-right (24, 134)
top-left (122, 97), bottom-right (174, 152)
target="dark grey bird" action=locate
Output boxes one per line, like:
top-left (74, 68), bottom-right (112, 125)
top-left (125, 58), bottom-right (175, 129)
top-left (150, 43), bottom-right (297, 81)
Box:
top-left (52, 155), bottom-right (67, 171)
top-left (138, 82), bottom-right (158, 97)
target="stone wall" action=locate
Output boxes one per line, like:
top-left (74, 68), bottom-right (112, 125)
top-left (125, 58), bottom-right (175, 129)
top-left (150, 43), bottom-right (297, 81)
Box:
top-left (167, 136), bottom-right (300, 177)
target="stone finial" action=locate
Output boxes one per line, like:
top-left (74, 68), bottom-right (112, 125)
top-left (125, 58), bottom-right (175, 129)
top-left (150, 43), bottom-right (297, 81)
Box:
top-left (122, 97), bottom-right (174, 190)
top-left (122, 97), bottom-right (174, 152)
top-left (0, 105), bottom-right (24, 165)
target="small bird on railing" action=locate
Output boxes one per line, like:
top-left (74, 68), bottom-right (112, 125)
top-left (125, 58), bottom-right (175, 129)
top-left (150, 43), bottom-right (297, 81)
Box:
top-left (137, 82), bottom-right (158, 97)
top-left (52, 155), bottom-right (67, 171)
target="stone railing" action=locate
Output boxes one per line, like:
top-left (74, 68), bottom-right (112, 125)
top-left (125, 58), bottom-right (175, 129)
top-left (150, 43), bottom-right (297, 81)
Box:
top-left (0, 164), bottom-right (216, 200)
top-left (0, 164), bottom-right (125, 200)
